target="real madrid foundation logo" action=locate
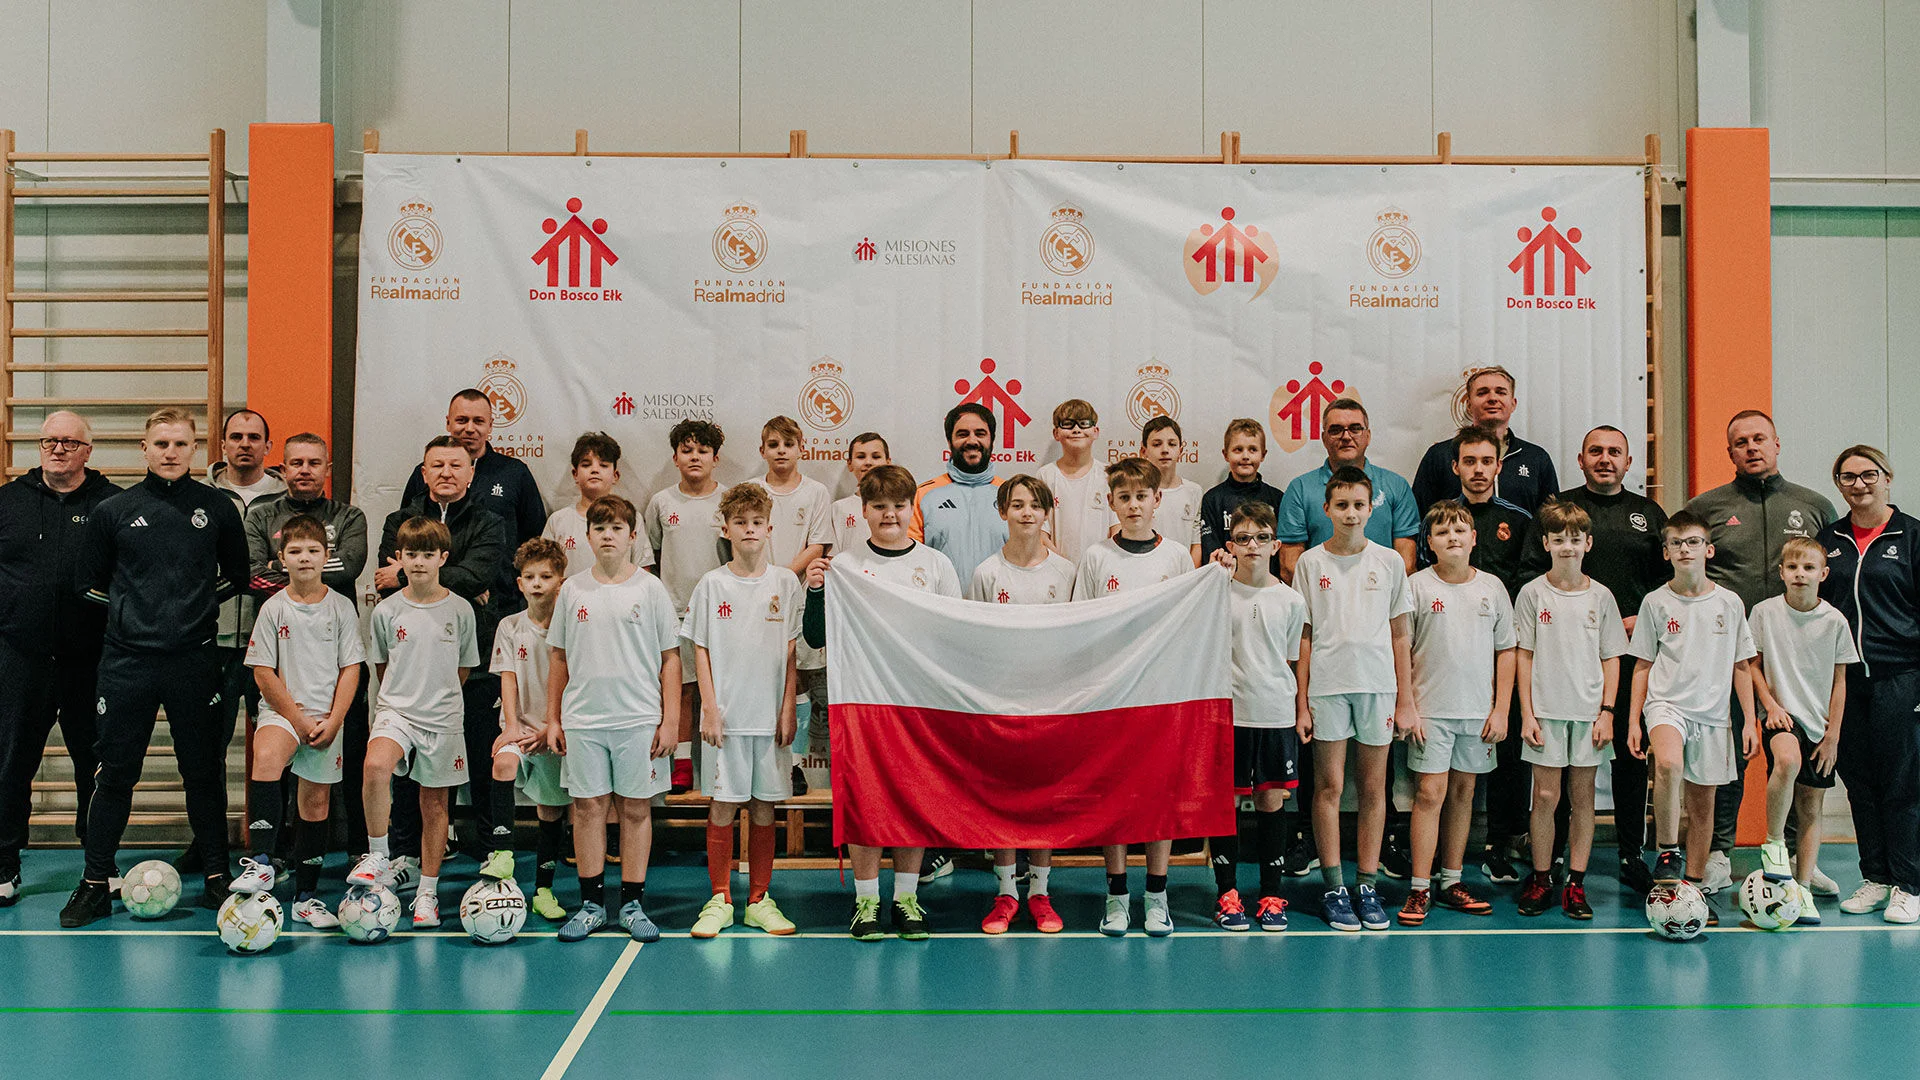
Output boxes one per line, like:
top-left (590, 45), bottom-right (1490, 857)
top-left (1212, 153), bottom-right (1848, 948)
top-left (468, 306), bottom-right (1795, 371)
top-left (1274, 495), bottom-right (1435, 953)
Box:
top-left (388, 200), bottom-right (441, 270)
top-left (713, 203), bottom-right (767, 273)
top-left (1126, 362), bottom-right (1181, 429)
top-left (479, 353), bottom-right (527, 428)
top-left (1040, 204), bottom-right (1093, 276)
top-left (1367, 207), bottom-right (1420, 278)
top-left (798, 359), bottom-right (853, 432)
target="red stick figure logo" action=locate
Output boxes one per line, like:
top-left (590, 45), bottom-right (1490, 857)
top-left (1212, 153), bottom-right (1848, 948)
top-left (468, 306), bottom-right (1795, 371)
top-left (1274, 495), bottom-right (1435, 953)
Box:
top-left (717, 601), bottom-right (733, 619)
top-left (1430, 598), bottom-right (1445, 614)
top-left (394, 625), bottom-right (408, 642)
top-left (1508, 207), bottom-right (1590, 296)
top-left (611, 392), bottom-right (635, 417)
top-left (1105, 575), bottom-right (1120, 593)
top-left (576, 606), bottom-right (590, 623)
top-left (1268, 362), bottom-right (1348, 454)
top-left (996, 589), bottom-right (1011, 604)
top-left (1318, 575), bottom-right (1332, 591)
top-left (533, 197), bottom-right (618, 288)
top-left (278, 625), bottom-right (292, 639)
top-left (1539, 609), bottom-right (1552, 625)
top-left (853, 237), bottom-right (877, 262)
top-left (1184, 207), bottom-right (1279, 300)
top-left (1666, 616), bottom-right (1681, 635)
top-left (954, 358), bottom-right (1031, 449)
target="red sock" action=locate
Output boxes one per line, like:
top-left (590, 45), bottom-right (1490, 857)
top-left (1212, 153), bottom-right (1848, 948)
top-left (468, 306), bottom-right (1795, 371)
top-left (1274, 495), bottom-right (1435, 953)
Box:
top-left (749, 822), bottom-right (776, 903)
top-left (706, 823), bottom-right (733, 900)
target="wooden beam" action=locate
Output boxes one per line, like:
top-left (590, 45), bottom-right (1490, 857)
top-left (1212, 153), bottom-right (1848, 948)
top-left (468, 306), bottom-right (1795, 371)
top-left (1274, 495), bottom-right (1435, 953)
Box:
top-left (789, 130), bottom-right (808, 158)
top-left (208, 128), bottom-right (226, 441)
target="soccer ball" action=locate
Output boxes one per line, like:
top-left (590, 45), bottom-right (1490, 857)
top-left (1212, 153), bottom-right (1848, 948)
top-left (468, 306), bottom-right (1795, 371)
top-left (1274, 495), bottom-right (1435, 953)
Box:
top-left (460, 879), bottom-right (528, 945)
top-left (121, 860), bottom-right (182, 919)
top-left (1646, 881), bottom-right (1710, 941)
top-left (339, 884), bottom-right (401, 944)
top-left (216, 892), bottom-right (283, 955)
top-left (1738, 870), bottom-right (1803, 930)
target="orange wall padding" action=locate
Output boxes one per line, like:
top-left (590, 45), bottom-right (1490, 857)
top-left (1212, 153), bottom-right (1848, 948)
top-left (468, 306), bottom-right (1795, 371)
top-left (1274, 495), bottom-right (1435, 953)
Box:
top-left (245, 123), bottom-right (334, 484)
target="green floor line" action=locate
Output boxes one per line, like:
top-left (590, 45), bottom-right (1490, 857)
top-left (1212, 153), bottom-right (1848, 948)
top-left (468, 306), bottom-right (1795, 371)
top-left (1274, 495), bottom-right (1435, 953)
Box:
top-left (0, 1005), bottom-right (573, 1017)
top-left (606, 1001), bottom-right (1920, 1018)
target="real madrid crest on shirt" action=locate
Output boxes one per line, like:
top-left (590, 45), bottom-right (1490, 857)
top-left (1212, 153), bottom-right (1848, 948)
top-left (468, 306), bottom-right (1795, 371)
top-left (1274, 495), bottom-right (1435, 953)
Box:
top-left (1714, 612), bottom-right (1727, 634)
top-left (1630, 512), bottom-right (1649, 532)
top-left (1365, 569), bottom-right (1380, 589)
top-left (629, 603), bottom-right (646, 622)
top-left (191, 507), bottom-right (208, 529)
top-left (766, 594), bottom-right (782, 621)
top-left (912, 567), bottom-right (928, 588)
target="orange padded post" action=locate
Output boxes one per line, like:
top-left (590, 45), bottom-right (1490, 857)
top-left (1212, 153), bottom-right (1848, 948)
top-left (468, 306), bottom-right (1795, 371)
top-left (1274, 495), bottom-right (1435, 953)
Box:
top-left (245, 123), bottom-right (334, 483)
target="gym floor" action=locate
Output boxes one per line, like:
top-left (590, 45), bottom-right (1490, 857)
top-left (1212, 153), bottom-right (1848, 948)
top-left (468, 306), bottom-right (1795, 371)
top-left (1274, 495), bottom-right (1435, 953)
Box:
top-left (0, 844), bottom-right (1911, 1080)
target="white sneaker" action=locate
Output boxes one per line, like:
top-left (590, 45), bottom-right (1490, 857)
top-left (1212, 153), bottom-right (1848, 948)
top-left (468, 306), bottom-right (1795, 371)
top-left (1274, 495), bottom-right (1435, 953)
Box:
top-left (231, 857), bottom-right (276, 894)
top-left (388, 856), bottom-right (420, 894)
top-left (1099, 894), bottom-right (1130, 937)
top-left (292, 897), bottom-right (340, 929)
top-left (1700, 851), bottom-right (1733, 893)
top-left (1794, 858), bottom-right (1840, 897)
top-left (1759, 842), bottom-right (1791, 881)
top-left (1886, 888), bottom-right (1920, 924)
top-left (345, 852), bottom-right (389, 888)
top-left (411, 891), bottom-right (441, 928)
top-left (1841, 881), bottom-right (1892, 914)
top-left (1143, 892), bottom-right (1173, 937)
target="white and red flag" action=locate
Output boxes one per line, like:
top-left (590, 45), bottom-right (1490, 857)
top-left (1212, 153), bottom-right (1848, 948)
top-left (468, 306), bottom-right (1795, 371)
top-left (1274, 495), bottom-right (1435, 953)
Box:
top-left (826, 562), bottom-right (1234, 849)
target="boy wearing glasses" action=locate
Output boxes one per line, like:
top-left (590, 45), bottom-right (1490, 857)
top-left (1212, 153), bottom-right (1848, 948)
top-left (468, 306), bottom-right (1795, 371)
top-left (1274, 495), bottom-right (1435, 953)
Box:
top-left (1038, 400), bottom-right (1113, 564)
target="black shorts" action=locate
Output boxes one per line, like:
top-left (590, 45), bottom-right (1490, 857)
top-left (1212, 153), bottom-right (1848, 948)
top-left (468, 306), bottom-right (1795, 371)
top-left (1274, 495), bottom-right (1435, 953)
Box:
top-left (1761, 725), bottom-right (1836, 790)
top-left (1234, 726), bottom-right (1300, 794)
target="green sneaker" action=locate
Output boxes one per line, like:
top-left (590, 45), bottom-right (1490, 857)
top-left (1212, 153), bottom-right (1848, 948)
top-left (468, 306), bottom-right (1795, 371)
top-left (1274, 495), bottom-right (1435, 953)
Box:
top-left (479, 850), bottom-right (515, 881)
top-left (691, 893), bottom-right (735, 939)
top-left (850, 895), bottom-right (884, 941)
top-left (1760, 841), bottom-right (1792, 882)
top-left (744, 894), bottom-right (797, 936)
top-left (531, 887), bottom-right (566, 921)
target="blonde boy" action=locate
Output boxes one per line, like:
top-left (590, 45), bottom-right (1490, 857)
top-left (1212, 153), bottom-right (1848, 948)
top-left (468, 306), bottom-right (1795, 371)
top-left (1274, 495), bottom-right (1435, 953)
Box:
top-left (755, 416), bottom-right (835, 780)
top-left (483, 537), bottom-right (570, 921)
top-left (1037, 400), bottom-right (1113, 563)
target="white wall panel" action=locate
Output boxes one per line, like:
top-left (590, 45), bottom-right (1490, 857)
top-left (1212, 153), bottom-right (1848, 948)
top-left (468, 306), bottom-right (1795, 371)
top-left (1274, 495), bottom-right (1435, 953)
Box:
top-left (1886, 0), bottom-right (1920, 174)
top-left (0, 0), bottom-right (49, 153)
top-left (328, 0), bottom-right (508, 163)
top-left (1752, 0), bottom-right (1885, 175)
top-left (1886, 210), bottom-right (1920, 503)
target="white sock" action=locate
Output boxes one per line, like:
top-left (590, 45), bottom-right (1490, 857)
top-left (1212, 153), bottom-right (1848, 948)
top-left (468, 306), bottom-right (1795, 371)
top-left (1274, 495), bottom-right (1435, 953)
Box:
top-left (893, 876), bottom-right (919, 902)
top-left (1411, 876), bottom-right (1431, 890)
top-left (419, 875), bottom-right (438, 896)
top-left (1029, 865), bottom-right (1051, 897)
top-left (1438, 867), bottom-right (1462, 890)
top-left (854, 877), bottom-right (879, 900)
top-left (994, 863), bottom-right (1017, 897)
top-left (369, 834), bottom-right (390, 858)
top-left (1145, 888), bottom-right (1167, 902)
top-left (675, 741), bottom-right (692, 762)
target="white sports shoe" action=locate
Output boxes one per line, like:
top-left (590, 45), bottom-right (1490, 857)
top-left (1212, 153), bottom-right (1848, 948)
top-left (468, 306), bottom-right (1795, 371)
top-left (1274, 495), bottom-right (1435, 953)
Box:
top-left (411, 891), bottom-right (441, 928)
top-left (231, 857), bottom-right (276, 895)
top-left (1143, 892), bottom-right (1173, 937)
top-left (1099, 894), bottom-right (1130, 937)
top-left (1700, 851), bottom-right (1733, 893)
top-left (1886, 888), bottom-right (1920, 925)
top-left (1841, 881), bottom-right (1891, 915)
top-left (345, 852), bottom-right (389, 888)
top-left (292, 897), bottom-right (340, 929)
top-left (388, 856), bottom-right (420, 894)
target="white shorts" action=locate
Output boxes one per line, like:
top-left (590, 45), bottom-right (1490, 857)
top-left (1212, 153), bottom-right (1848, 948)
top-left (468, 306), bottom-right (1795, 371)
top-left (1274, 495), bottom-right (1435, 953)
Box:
top-left (497, 742), bottom-right (571, 807)
top-left (1309, 692), bottom-right (1395, 747)
top-left (1407, 717), bottom-right (1497, 775)
top-left (562, 725), bottom-right (670, 800)
top-left (701, 734), bottom-right (793, 804)
top-left (369, 710), bottom-right (468, 789)
top-left (1644, 703), bottom-right (1739, 786)
top-left (255, 709), bottom-right (343, 785)
top-left (1522, 717), bottom-right (1616, 769)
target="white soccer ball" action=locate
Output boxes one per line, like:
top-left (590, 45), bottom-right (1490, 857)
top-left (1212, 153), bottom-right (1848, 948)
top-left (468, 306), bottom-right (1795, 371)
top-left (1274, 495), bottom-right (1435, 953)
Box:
top-left (338, 884), bottom-right (401, 944)
top-left (1738, 869), bottom-right (1803, 930)
top-left (460, 878), bottom-right (528, 945)
top-left (1646, 880), bottom-right (1710, 941)
top-left (121, 860), bottom-right (182, 919)
top-left (216, 892), bottom-right (283, 954)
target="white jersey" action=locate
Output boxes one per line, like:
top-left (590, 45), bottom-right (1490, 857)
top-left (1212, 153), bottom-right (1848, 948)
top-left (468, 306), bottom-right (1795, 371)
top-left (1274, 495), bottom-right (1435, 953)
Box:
top-left (831, 493), bottom-right (869, 552)
top-left (1074, 536), bottom-right (1194, 599)
top-left (1152, 479), bottom-right (1204, 553)
top-left (643, 485), bottom-right (725, 612)
top-left (368, 590), bottom-right (478, 733)
top-left (544, 503), bottom-right (652, 578)
top-left (755, 474), bottom-right (836, 671)
top-left (1748, 596), bottom-right (1859, 741)
top-left (1229, 577), bottom-right (1307, 728)
top-left (490, 609), bottom-right (552, 728)
top-left (969, 550), bottom-right (1077, 606)
top-left (1513, 576), bottom-right (1630, 723)
top-left (1296, 541), bottom-right (1414, 696)
top-left (548, 568), bottom-right (682, 731)
top-left (681, 565), bottom-right (803, 736)
top-left (1408, 567), bottom-right (1517, 721)
top-left (1038, 460), bottom-right (1114, 564)
top-left (833, 542), bottom-right (963, 597)
top-left (1627, 582), bottom-right (1757, 727)
top-left (246, 589), bottom-right (365, 718)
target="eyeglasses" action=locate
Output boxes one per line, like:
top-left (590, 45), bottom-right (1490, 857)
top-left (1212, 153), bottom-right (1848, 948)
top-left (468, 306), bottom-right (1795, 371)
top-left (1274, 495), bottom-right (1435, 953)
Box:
top-left (1665, 536), bottom-right (1707, 550)
top-left (1837, 469), bottom-right (1885, 488)
top-left (1055, 419), bottom-right (1097, 430)
top-left (1230, 532), bottom-right (1276, 544)
top-left (38, 438), bottom-right (90, 452)
top-left (1323, 423), bottom-right (1367, 438)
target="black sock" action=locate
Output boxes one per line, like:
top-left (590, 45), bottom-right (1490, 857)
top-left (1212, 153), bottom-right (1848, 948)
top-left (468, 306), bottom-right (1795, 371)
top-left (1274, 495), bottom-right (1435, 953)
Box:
top-left (489, 782), bottom-right (517, 850)
top-left (536, 817), bottom-right (564, 890)
top-left (1257, 808), bottom-right (1288, 897)
top-left (1211, 830), bottom-right (1240, 895)
top-left (581, 872), bottom-right (604, 905)
top-left (621, 880), bottom-right (645, 907)
top-left (1145, 873), bottom-right (1168, 894)
top-left (1569, 869), bottom-right (1586, 885)
top-left (294, 816), bottom-right (326, 895)
top-left (246, 776), bottom-right (285, 859)
top-left (1107, 872), bottom-right (1129, 896)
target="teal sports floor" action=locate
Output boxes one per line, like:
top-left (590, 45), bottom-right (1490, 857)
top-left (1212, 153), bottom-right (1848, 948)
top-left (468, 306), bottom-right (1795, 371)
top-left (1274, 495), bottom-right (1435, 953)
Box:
top-left (1, 844), bottom-right (1914, 1080)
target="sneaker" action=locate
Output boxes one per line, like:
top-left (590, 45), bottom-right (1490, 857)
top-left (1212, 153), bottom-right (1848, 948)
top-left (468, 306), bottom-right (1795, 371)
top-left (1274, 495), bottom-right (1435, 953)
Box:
top-left (1562, 881), bottom-right (1593, 920)
top-left (411, 892), bottom-right (440, 928)
top-left (59, 880), bottom-right (112, 928)
top-left (1701, 850), bottom-right (1734, 893)
top-left (1254, 895), bottom-right (1288, 932)
top-left (107, 875), bottom-right (123, 899)
top-left (479, 851), bottom-right (515, 881)
top-left (200, 874), bottom-right (231, 910)
top-left (1793, 883), bottom-right (1823, 926)
top-left (1354, 884), bottom-right (1390, 930)
top-left (1397, 887), bottom-right (1430, 926)
top-left (292, 897), bottom-right (340, 928)
top-left (0, 871), bottom-right (18, 908)
top-left (1322, 887), bottom-right (1360, 932)
top-left (1618, 852), bottom-right (1654, 894)
top-left (346, 851), bottom-right (390, 888)
top-left (743, 895), bottom-right (796, 936)
top-left (231, 857), bottom-right (275, 895)
top-left (892, 895), bottom-right (930, 940)
top-left (1435, 882), bottom-right (1493, 915)
top-left (531, 887), bottom-right (567, 921)
top-left (1841, 881), bottom-right (1892, 915)
top-left (917, 853), bottom-right (954, 884)
top-left (1480, 848), bottom-right (1519, 884)
top-left (1100, 894), bottom-right (1130, 936)
top-left (559, 900), bottom-right (608, 941)
top-left (172, 847), bottom-right (204, 875)
top-left (1759, 841), bottom-right (1791, 882)
top-left (619, 900), bottom-right (661, 942)
top-left (1213, 889), bottom-right (1251, 931)
top-left (789, 765), bottom-right (809, 797)
top-left (1797, 859), bottom-right (1840, 897)
top-left (388, 856), bottom-right (421, 894)
top-left (1283, 835), bottom-right (1319, 877)
top-left (849, 896), bottom-right (884, 941)
top-left (1380, 833), bottom-right (1412, 880)
top-left (691, 893), bottom-right (735, 939)
top-left (981, 894), bottom-right (1020, 935)
top-left (670, 757), bottom-right (694, 794)
top-left (1144, 892), bottom-right (1174, 936)
top-left (1652, 849), bottom-right (1685, 885)
top-left (1517, 871), bottom-right (1555, 916)
top-left (1886, 888), bottom-right (1920, 925)
top-left (1028, 894), bottom-right (1064, 933)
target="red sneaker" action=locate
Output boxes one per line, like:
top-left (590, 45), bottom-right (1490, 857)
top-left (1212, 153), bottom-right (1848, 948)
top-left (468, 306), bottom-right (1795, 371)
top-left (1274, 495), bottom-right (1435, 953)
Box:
top-left (981, 894), bottom-right (1019, 934)
top-left (1028, 894), bottom-right (1064, 933)
top-left (670, 757), bottom-right (694, 794)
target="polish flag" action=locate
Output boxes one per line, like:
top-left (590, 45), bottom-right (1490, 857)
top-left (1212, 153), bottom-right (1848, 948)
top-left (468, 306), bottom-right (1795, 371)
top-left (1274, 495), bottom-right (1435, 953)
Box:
top-left (825, 562), bottom-right (1234, 849)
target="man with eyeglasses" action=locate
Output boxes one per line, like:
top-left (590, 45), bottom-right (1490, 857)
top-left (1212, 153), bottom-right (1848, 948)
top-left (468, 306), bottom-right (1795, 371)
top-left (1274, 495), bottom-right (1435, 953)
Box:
top-left (0, 413), bottom-right (120, 905)
top-left (1682, 409), bottom-right (1837, 894)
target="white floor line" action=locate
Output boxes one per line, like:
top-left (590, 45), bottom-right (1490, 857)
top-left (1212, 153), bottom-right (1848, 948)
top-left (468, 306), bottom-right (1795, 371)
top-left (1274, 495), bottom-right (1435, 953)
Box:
top-left (539, 939), bottom-right (642, 1080)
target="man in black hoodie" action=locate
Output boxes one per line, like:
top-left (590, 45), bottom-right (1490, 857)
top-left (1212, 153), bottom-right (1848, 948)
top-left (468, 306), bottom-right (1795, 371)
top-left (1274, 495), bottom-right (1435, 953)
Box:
top-left (0, 413), bottom-right (120, 905)
top-left (62, 409), bottom-right (248, 927)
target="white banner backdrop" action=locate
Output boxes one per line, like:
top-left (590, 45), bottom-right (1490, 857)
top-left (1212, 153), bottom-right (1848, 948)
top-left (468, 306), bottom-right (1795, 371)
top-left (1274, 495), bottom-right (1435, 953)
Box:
top-left (353, 155), bottom-right (1647, 524)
